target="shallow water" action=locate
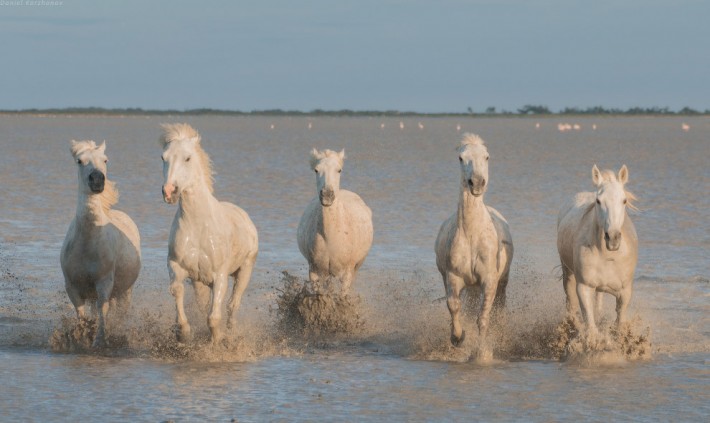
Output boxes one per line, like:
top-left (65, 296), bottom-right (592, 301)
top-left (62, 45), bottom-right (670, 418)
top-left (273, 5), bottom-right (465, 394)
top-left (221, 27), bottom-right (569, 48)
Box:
top-left (0, 115), bottom-right (708, 420)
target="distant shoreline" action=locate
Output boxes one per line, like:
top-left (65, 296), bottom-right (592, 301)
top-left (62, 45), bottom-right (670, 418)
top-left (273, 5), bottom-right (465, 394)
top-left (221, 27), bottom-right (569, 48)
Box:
top-left (0, 107), bottom-right (707, 117)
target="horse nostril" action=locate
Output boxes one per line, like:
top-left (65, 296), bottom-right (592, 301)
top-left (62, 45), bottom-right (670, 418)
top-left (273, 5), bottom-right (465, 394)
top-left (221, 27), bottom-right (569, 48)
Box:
top-left (467, 179), bottom-right (473, 186)
top-left (604, 232), bottom-right (610, 241)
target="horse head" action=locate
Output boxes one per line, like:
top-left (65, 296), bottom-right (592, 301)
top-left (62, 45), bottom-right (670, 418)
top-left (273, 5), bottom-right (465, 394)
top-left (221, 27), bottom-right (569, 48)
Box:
top-left (71, 140), bottom-right (108, 194)
top-left (592, 164), bottom-right (630, 251)
top-left (159, 123), bottom-right (213, 204)
top-left (458, 133), bottom-right (489, 197)
top-left (310, 148), bottom-right (345, 207)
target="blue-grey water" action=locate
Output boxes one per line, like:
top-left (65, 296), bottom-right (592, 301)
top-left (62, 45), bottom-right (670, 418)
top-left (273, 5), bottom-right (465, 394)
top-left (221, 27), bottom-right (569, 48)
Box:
top-left (0, 115), bottom-right (708, 421)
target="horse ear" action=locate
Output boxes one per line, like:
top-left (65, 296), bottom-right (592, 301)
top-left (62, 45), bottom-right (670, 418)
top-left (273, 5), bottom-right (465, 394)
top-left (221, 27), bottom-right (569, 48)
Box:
top-left (338, 149), bottom-right (346, 161)
top-left (618, 165), bottom-right (629, 184)
top-left (97, 140), bottom-right (107, 153)
top-left (592, 164), bottom-right (602, 186)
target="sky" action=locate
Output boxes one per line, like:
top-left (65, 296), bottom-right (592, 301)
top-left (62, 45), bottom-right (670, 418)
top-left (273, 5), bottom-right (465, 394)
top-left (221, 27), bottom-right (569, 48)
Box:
top-left (1, 0), bottom-right (708, 113)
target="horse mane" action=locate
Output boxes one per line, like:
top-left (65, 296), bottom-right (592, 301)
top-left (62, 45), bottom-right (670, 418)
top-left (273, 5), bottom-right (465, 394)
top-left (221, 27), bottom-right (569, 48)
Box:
top-left (159, 123), bottom-right (214, 193)
top-left (310, 148), bottom-right (345, 169)
top-left (460, 133), bottom-right (485, 147)
top-left (70, 140), bottom-right (119, 213)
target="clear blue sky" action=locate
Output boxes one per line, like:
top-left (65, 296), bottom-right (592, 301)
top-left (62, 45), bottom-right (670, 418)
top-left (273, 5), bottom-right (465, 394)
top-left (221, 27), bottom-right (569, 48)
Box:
top-left (1, 0), bottom-right (708, 112)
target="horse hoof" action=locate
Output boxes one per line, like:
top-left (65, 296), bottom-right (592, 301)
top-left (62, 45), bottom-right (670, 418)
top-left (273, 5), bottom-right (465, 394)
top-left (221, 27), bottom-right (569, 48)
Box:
top-left (92, 337), bottom-right (106, 349)
top-left (451, 330), bottom-right (466, 347)
top-left (174, 325), bottom-right (192, 343)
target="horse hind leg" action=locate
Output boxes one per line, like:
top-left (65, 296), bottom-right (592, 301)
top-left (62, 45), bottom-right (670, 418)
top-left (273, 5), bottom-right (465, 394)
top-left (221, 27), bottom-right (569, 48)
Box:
top-left (226, 259), bottom-right (255, 332)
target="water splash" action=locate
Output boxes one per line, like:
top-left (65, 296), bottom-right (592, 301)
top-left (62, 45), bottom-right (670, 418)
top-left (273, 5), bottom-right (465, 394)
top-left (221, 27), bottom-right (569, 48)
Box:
top-left (274, 271), bottom-right (364, 338)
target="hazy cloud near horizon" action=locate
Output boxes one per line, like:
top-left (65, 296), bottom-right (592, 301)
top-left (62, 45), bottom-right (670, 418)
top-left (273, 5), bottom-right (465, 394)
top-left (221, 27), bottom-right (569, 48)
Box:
top-left (1, 0), bottom-right (708, 112)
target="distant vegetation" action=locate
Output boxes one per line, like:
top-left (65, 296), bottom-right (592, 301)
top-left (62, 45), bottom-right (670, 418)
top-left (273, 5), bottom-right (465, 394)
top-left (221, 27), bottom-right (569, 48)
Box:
top-left (0, 105), bottom-right (707, 116)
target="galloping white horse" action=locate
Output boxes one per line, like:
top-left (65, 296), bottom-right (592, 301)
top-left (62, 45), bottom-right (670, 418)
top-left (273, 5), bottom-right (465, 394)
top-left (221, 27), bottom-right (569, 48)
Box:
top-left (61, 140), bottom-right (141, 347)
top-left (160, 123), bottom-right (258, 344)
top-left (435, 134), bottom-right (513, 347)
top-left (557, 165), bottom-right (638, 337)
top-left (297, 148), bottom-right (373, 293)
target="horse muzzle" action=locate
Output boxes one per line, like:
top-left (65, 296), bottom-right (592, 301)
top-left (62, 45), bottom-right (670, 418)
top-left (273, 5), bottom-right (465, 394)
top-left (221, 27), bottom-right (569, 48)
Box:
top-left (162, 183), bottom-right (179, 204)
top-left (605, 231), bottom-right (622, 251)
top-left (468, 178), bottom-right (486, 197)
top-left (88, 170), bottom-right (105, 193)
top-left (319, 188), bottom-right (335, 207)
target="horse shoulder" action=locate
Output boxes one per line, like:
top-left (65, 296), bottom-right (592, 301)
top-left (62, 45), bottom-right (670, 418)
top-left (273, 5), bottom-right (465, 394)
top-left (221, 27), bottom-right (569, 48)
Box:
top-left (297, 197), bottom-right (323, 254)
top-left (220, 201), bottom-right (258, 254)
top-left (107, 209), bottom-right (141, 254)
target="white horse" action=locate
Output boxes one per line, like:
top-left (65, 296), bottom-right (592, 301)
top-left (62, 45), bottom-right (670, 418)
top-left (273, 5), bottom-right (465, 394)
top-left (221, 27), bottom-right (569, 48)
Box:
top-left (297, 148), bottom-right (373, 293)
top-left (160, 123), bottom-right (258, 344)
top-left (61, 140), bottom-right (141, 347)
top-left (557, 165), bottom-right (638, 337)
top-left (435, 134), bottom-right (513, 347)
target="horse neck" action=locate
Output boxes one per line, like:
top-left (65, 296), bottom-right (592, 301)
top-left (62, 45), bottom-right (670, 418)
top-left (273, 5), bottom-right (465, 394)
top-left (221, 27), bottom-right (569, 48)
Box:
top-left (321, 197), bottom-right (344, 238)
top-left (178, 181), bottom-right (220, 220)
top-left (75, 190), bottom-right (108, 228)
top-left (457, 187), bottom-right (489, 235)
top-left (586, 205), bottom-right (605, 250)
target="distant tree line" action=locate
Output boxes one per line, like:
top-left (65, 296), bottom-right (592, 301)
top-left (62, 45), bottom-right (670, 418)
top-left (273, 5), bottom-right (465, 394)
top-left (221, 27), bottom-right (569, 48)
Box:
top-left (0, 105), bottom-right (707, 116)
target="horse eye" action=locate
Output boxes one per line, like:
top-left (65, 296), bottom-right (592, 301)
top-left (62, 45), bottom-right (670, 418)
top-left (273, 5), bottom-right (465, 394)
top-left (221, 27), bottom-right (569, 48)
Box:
top-left (160, 156), bottom-right (165, 162)
top-left (596, 199), bottom-right (601, 205)
top-left (77, 159), bottom-right (82, 165)
top-left (623, 199), bottom-right (627, 204)
top-left (186, 157), bottom-right (191, 162)
top-left (458, 157), bottom-right (463, 162)
top-left (486, 156), bottom-right (490, 161)
top-left (104, 159), bottom-right (108, 164)
top-left (314, 169), bottom-right (318, 174)
top-left (338, 169), bottom-right (342, 173)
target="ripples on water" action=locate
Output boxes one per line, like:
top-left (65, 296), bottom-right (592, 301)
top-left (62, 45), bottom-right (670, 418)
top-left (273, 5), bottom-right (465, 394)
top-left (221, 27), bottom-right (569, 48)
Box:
top-left (0, 116), bottom-right (708, 420)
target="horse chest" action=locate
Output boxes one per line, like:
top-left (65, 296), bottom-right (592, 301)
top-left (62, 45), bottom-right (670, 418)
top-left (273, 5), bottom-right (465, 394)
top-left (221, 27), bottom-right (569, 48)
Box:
top-left (172, 226), bottom-right (230, 281)
top-left (450, 234), bottom-right (495, 282)
top-left (578, 247), bottom-right (627, 292)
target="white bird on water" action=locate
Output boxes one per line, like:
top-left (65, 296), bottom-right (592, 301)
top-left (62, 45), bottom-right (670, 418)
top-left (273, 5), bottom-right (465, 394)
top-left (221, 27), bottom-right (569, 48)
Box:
top-left (308, 122), bottom-right (313, 130)
top-left (418, 122), bottom-right (424, 130)
top-left (399, 121), bottom-right (404, 130)
top-left (270, 124), bottom-right (275, 130)
top-left (380, 123), bottom-right (385, 129)
top-left (535, 122), bottom-right (540, 129)
top-left (682, 123), bottom-right (690, 132)
top-left (456, 124), bottom-right (461, 132)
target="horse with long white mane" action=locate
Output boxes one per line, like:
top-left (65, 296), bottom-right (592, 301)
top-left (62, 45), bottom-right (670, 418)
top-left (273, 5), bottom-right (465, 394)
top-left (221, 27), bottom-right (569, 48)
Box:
top-left (557, 165), bottom-right (638, 337)
top-left (61, 140), bottom-right (141, 348)
top-left (435, 133), bottom-right (513, 348)
top-left (297, 148), bottom-right (373, 293)
top-left (160, 123), bottom-right (258, 344)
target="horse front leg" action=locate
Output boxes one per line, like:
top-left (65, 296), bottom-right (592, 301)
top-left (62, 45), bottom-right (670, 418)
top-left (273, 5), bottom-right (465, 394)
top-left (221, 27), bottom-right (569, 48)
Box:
top-left (478, 277), bottom-right (497, 360)
top-left (227, 258), bottom-right (255, 332)
top-left (93, 275), bottom-right (114, 348)
top-left (208, 273), bottom-right (229, 345)
top-left (577, 283), bottom-right (599, 338)
top-left (615, 286), bottom-right (633, 328)
top-left (445, 272), bottom-right (466, 347)
top-left (168, 262), bottom-right (191, 342)
top-left (562, 267), bottom-right (580, 326)
top-left (65, 280), bottom-right (87, 320)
